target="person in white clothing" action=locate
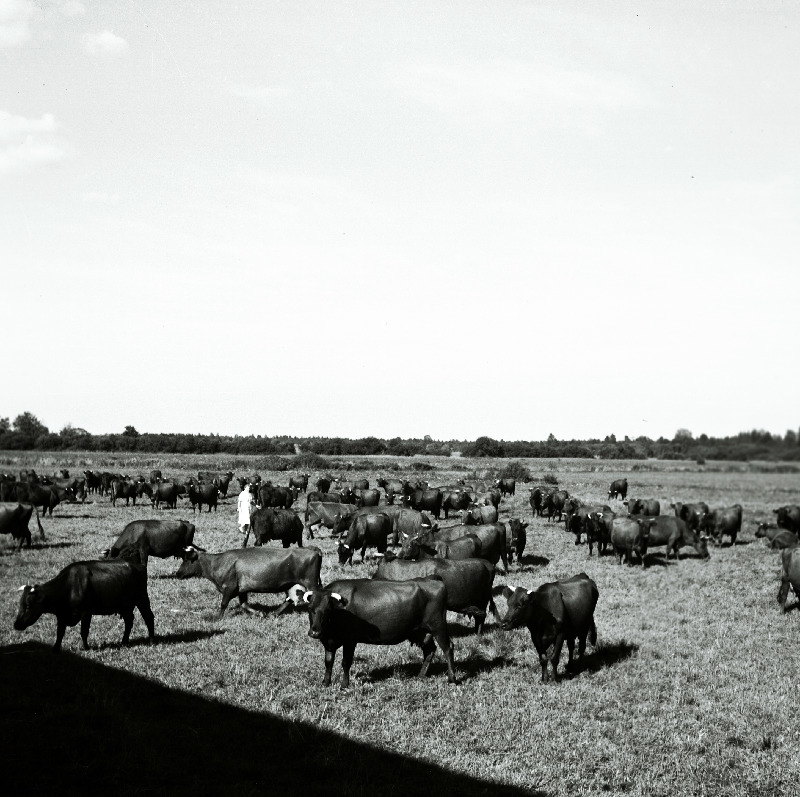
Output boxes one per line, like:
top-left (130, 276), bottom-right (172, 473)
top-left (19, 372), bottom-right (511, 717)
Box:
top-left (237, 485), bottom-right (255, 537)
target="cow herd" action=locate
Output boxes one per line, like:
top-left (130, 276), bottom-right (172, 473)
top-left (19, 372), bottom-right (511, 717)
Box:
top-left (5, 467), bottom-right (800, 688)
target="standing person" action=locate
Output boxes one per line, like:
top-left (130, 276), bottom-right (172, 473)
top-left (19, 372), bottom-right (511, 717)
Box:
top-left (237, 483), bottom-right (255, 540)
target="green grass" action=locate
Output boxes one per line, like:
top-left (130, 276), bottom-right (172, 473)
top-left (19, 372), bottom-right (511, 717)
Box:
top-left (1, 453), bottom-right (799, 796)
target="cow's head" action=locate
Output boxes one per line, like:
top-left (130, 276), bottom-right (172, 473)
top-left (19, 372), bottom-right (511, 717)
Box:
top-left (337, 541), bottom-right (354, 566)
top-left (14, 585), bottom-right (45, 631)
top-left (175, 547), bottom-right (203, 578)
top-left (694, 533), bottom-right (710, 559)
top-left (302, 589), bottom-right (348, 639)
top-left (756, 522), bottom-right (772, 538)
top-left (508, 519), bottom-right (528, 560)
top-left (499, 585), bottom-right (536, 630)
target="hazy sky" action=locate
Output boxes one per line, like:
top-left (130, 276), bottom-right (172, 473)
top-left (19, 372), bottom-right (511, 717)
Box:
top-left (3, 1), bottom-right (798, 442)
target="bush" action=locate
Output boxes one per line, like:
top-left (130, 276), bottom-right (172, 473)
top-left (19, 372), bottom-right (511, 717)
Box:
top-left (257, 456), bottom-right (291, 472)
top-left (410, 461), bottom-right (434, 472)
top-left (498, 461), bottom-right (531, 482)
top-left (290, 453), bottom-right (329, 470)
top-left (543, 473), bottom-right (559, 485)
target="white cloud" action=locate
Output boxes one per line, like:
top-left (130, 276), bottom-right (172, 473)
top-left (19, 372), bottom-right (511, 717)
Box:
top-left (0, 110), bottom-right (57, 139)
top-left (83, 29), bottom-right (128, 56)
top-left (229, 84), bottom-right (290, 102)
top-left (0, 0), bottom-right (34, 47)
top-left (0, 110), bottom-right (65, 174)
top-left (57, 1), bottom-right (85, 17)
top-left (82, 190), bottom-right (120, 205)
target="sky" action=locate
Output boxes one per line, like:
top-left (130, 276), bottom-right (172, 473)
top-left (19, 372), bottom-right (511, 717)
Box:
top-left (2, 1), bottom-right (798, 442)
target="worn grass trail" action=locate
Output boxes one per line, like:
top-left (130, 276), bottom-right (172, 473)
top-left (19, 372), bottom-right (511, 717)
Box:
top-left (0, 455), bottom-right (798, 795)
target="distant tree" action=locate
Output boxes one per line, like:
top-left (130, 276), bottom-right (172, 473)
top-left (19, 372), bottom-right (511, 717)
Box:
top-left (785, 429), bottom-right (798, 447)
top-left (13, 412), bottom-right (49, 440)
top-left (122, 425), bottom-right (140, 438)
top-left (464, 436), bottom-right (505, 457)
top-left (604, 434), bottom-right (617, 443)
top-left (547, 433), bottom-right (557, 443)
top-left (674, 428), bottom-right (693, 441)
top-left (0, 417), bottom-right (9, 433)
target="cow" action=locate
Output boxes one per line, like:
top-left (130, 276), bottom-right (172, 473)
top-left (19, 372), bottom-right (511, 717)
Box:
top-left (315, 476), bottom-right (334, 494)
top-left (704, 504), bottom-right (743, 547)
top-left (585, 510), bottom-right (616, 556)
top-left (399, 534), bottom-right (481, 562)
top-left (353, 488), bottom-right (381, 508)
top-left (639, 515), bottom-right (710, 561)
top-left (756, 523), bottom-right (799, 549)
top-left (289, 473), bottom-right (310, 493)
top-left (608, 479), bottom-right (628, 500)
top-left (0, 502), bottom-right (45, 549)
top-left (84, 470), bottom-right (102, 494)
top-left (440, 490), bottom-right (471, 519)
top-left (414, 523), bottom-right (508, 573)
top-left (374, 557), bottom-right (497, 633)
top-left (625, 498), bottom-right (661, 516)
top-left (405, 488), bottom-right (443, 519)
top-left (352, 479), bottom-right (369, 491)
top-left (187, 482), bottom-right (219, 513)
top-left (777, 547), bottom-right (800, 612)
top-left (478, 488), bottom-right (502, 510)
top-left (568, 505), bottom-right (611, 547)
top-left (611, 517), bottom-right (657, 567)
top-left (258, 483), bottom-right (294, 510)
top-left (306, 491), bottom-right (343, 505)
top-left (506, 519), bottom-right (528, 564)
top-left (542, 489), bottom-right (570, 523)
top-left (152, 481), bottom-right (181, 510)
top-left (671, 501), bottom-right (710, 532)
top-left (246, 508), bottom-right (304, 549)
top-left (110, 479), bottom-right (140, 507)
top-left (501, 573), bottom-right (599, 681)
top-left (176, 546), bottom-right (323, 618)
top-left (530, 487), bottom-right (553, 517)
top-left (104, 519), bottom-right (198, 564)
top-left (494, 478), bottom-right (516, 497)
top-left (376, 477), bottom-right (412, 505)
top-left (773, 506), bottom-right (800, 535)
top-left (149, 469), bottom-right (163, 484)
top-left (14, 556), bottom-right (155, 652)
top-left (305, 501), bottom-right (359, 537)
top-left (461, 504), bottom-right (499, 526)
top-left (300, 578), bottom-right (457, 687)
top-left (14, 482), bottom-right (72, 516)
top-left (338, 512), bottom-right (392, 564)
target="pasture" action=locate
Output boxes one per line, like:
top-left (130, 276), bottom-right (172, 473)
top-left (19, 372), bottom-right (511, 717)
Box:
top-left (1, 453), bottom-right (799, 796)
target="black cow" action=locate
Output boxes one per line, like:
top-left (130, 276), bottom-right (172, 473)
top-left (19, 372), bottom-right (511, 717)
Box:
top-left (671, 501), bottom-right (710, 532)
top-left (84, 470), bottom-right (103, 494)
top-left (13, 482), bottom-right (71, 516)
top-left (478, 488), bottom-right (502, 510)
top-left (611, 516), bottom-right (656, 567)
top-left (176, 546), bottom-right (322, 617)
top-left (506, 519), bottom-right (528, 564)
top-left (110, 479), bottom-right (140, 507)
top-left (352, 479), bottom-right (369, 491)
top-left (305, 501), bottom-right (358, 537)
top-left (338, 512), bottom-right (392, 564)
top-left (14, 557), bottom-right (155, 651)
top-left (104, 519), bottom-right (197, 566)
top-left (773, 506), bottom-right (800, 535)
top-left (415, 523), bottom-right (508, 573)
top-left (778, 547), bottom-right (800, 611)
top-left (625, 498), bottom-right (660, 516)
top-left (440, 490), bottom-right (471, 519)
top-left (399, 534), bottom-right (481, 562)
top-left (376, 478), bottom-right (411, 505)
top-left (494, 478), bottom-right (516, 497)
top-left (152, 482), bottom-right (181, 509)
top-left (149, 469), bottom-right (163, 484)
top-left (315, 476), bottom-right (334, 494)
top-left (529, 487), bottom-right (553, 517)
top-left (568, 504), bottom-right (611, 547)
top-left (756, 523), bottom-right (798, 549)
top-left (641, 515), bottom-right (709, 561)
top-left (501, 573), bottom-right (598, 681)
top-left (374, 557), bottom-right (497, 633)
top-left (0, 502), bottom-right (45, 549)
top-left (704, 504), bottom-right (743, 546)
top-left (353, 488), bottom-right (381, 507)
top-left (608, 479), bottom-right (628, 500)
top-left (542, 490), bottom-right (570, 523)
top-left (289, 473), bottom-right (310, 492)
top-left (187, 482), bottom-right (219, 513)
top-left (247, 508), bottom-right (304, 548)
top-left (405, 488), bottom-right (443, 519)
top-left (461, 504), bottom-right (498, 526)
top-left (586, 510), bottom-right (616, 556)
top-left (258, 483), bottom-right (294, 510)
top-left (301, 578), bottom-right (457, 687)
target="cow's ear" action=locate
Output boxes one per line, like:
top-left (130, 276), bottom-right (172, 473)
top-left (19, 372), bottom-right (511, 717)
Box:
top-left (330, 592), bottom-right (348, 607)
top-left (502, 585), bottom-right (515, 599)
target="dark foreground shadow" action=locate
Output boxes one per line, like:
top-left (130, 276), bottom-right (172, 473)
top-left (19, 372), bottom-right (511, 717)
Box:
top-left (579, 641), bottom-right (639, 674)
top-left (0, 642), bottom-right (541, 797)
top-left (515, 554), bottom-right (550, 568)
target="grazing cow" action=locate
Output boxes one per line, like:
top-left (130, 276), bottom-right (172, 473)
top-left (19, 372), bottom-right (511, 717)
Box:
top-left (289, 473), bottom-right (310, 493)
top-left (374, 557), bottom-right (497, 633)
top-left (258, 483), bottom-right (294, 510)
top-left (247, 508), bottom-right (304, 549)
top-left (501, 573), bottom-right (599, 682)
top-left (305, 502), bottom-right (359, 537)
top-left (704, 504), bottom-right (743, 546)
top-left (440, 490), bottom-right (471, 519)
top-left (338, 512), bottom-right (392, 564)
top-left (625, 498), bottom-right (661, 517)
top-left (773, 506), bottom-right (800, 535)
top-left (0, 502), bottom-right (45, 549)
top-left (415, 523), bottom-right (508, 573)
top-left (300, 578), bottom-right (457, 687)
top-left (461, 504), bottom-right (499, 526)
top-left (608, 479), bottom-right (628, 500)
top-left (406, 488), bottom-right (443, 519)
top-left (506, 519), bottom-right (528, 564)
top-left (353, 488), bottom-right (381, 508)
top-left (187, 482), bottom-right (219, 513)
top-left (640, 515), bottom-right (710, 561)
top-left (542, 490), bottom-right (570, 523)
top-left (529, 487), bottom-right (553, 517)
top-left (306, 491), bottom-right (343, 505)
top-left (756, 523), bottom-right (799, 549)
top-left (671, 501), bottom-right (710, 532)
top-left (777, 547), bottom-right (800, 612)
top-left (611, 517), bottom-right (657, 567)
top-left (152, 482), bottom-right (181, 510)
top-left (494, 478), bottom-right (516, 497)
top-left (14, 557), bottom-right (155, 652)
top-left (176, 546), bottom-right (323, 618)
top-left (399, 534), bottom-right (482, 562)
top-left (104, 519), bottom-right (198, 566)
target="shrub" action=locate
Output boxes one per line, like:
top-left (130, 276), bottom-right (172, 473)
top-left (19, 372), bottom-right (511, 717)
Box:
top-left (410, 461), bottom-right (434, 472)
top-left (291, 453), bottom-right (329, 470)
top-left (498, 461), bottom-right (531, 483)
top-left (543, 473), bottom-right (559, 485)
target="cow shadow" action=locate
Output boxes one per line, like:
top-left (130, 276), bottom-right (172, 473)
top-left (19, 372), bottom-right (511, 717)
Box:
top-left (514, 554), bottom-right (550, 568)
top-left (0, 641), bottom-right (541, 797)
top-left (578, 641), bottom-right (639, 674)
top-left (366, 651), bottom-right (508, 684)
top-left (641, 556), bottom-right (670, 568)
top-left (96, 629), bottom-right (226, 650)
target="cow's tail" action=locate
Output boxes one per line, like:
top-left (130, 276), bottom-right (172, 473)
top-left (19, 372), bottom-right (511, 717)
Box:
top-left (588, 619), bottom-right (597, 647)
top-left (33, 504), bottom-right (45, 540)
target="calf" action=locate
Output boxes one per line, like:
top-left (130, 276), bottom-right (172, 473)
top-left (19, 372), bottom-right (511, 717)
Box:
top-left (501, 573), bottom-right (598, 681)
top-left (301, 578), bottom-right (457, 687)
top-left (14, 557), bottom-right (155, 651)
top-left (176, 546), bottom-right (322, 617)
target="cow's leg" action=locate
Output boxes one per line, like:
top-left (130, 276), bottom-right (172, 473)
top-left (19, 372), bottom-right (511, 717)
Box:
top-left (323, 646), bottom-right (337, 687)
top-left (80, 613), bottom-right (93, 649)
top-left (565, 636), bottom-right (576, 671)
top-left (54, 619), bottom-right (67, 652)
top-left (120, 610), bottom-right (134, 645)
top-left (473, 610), bottom-right (486, 635)
top-left (340, 641), bottom-right (356, 689)
top-left (778, 577), bottom-right (790, 611)
top-left (138, 596), bottom-right (155, 642)
top-left (218, 585), bottom-right (238, 618)
top-left (238, 591), bottom-right (259, 615)
top-left (418, 632), bottom-right (437, 677)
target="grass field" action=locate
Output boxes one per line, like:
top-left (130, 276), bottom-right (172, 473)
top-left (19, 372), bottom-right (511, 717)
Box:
top-left (1, 453), bottom-right (799, 796)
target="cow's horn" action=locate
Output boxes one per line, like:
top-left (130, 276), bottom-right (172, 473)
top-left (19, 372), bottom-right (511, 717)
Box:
top-left (302, 590), bottom-right (313, 604)
top-left (331, 592), bottom-right (343, 601)
top-left (17, 585), bottom-right (28, 591)
top-left (183, 546), bottom-right (194, 551)
top-left (526, 589), bottom-right (534, 595)
top-left (342, 543), bottom-right (350, 549)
